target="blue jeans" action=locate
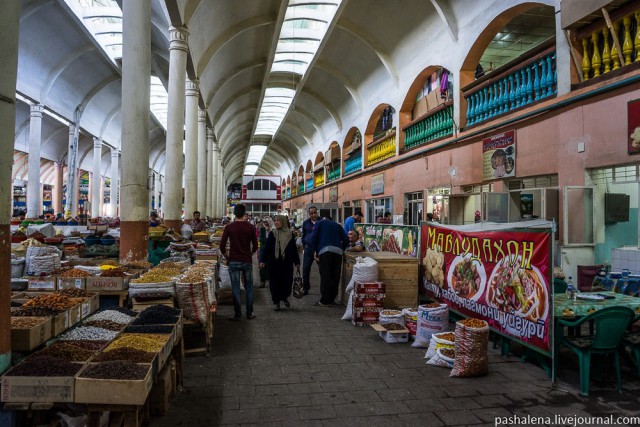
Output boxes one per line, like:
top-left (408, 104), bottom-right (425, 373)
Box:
top-left (302, 247), bottom-right (317, 291)
top-left (228, 261), bottom-right (254, 318)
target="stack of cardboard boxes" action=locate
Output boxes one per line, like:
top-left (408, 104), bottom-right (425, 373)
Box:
top-left (352, 281), bottom-right (385, 327)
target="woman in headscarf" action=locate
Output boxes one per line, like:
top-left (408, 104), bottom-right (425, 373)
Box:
top-left (259, 215), bottom-right (300, 310)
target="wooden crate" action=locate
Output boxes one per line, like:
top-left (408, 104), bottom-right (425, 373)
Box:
top-left (341, 251), bottom-right (418, 308)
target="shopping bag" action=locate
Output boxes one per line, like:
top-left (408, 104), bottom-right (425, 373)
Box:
top-left (292, 271), bottom-right (304, 299)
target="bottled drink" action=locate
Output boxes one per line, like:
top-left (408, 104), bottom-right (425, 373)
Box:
top-left (566, 276), bottom-right (576, 301)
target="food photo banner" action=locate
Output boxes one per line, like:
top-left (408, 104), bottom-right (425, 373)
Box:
top-left (420, 222), bottom-right (552, 353)
top-left (355, 224), bottom-right (419, 257)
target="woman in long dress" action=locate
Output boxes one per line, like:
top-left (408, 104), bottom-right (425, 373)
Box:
top-left (259, 215), bottom-right (300, 310)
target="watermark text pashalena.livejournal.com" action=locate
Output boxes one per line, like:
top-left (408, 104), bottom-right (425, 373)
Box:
top-left (495, 414), bottom-right (640, 426)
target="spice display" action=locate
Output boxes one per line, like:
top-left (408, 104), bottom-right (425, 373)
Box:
top-left (438, 332), bottom-right (455, 342)
top-left (80, 361), bottom-right (149, 380)
top-left (57, 288), bottom-right (93, 298)
top-left (123, 260), bottom-right (152, 270)
top-left (450, 318), bottom-right (489, 378)
top-left (12, 306), bottom-right (59, 317)
top-left (145, 304), bottom-right (181, 316)
top-left (37, 342), bottom-right (96, 361)
top-left (106, 333), bottom-right (169, 353)
top-left (155, 262), bottom-right (186, 271)
top-left (59, 268), bottom-right (92, 278)
top-left (22, 294), bottom-right (75, 311)
top-left (100, 269), bottom-right (126, 277)
top-left (93, 348), bottom-right (156, 363)
top-left (5, 355), bottom-right (83, 377)
top-left (58, 326), bottom-right (118, 341)
top-left (60, 340), bottom-right (108, 351)
top-left (10, 317), bottom-right (48, 329)
top-left (131, 271), bottom-right (177, 284)
top-left (83, 319), bottom-right (126, 331)
top-left (178, 270), bottom-right (211, 284)
top-left (123, 325), bottom-right (174, 334)
top-left (87, 309), bottom-right (136, 324)
top-left (458, 318), bottom-right (487, 329)
top-left (380, 310), bottom-right (402, 316)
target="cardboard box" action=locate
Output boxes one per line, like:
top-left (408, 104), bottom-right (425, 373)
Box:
top-left (10, 317), bottom-right (52, 351)
top-left (352, 297), bottom-right (385, 308)
top-left (352, 308), bottom-right (382, 327)
top-left (354, 282), bottom-right (385, 294)
top-left (412, 96), bottom-right (428, 119)
top-left (426, 87), bottom-right (444, 111)
top-left (371, 323), bottom-right (410, 343)
top-left (58, 277), bottom-right (86, 290)
top-left (81, 293), bottom-right (99, 320)
top-left (132, 297), bottom-right (174, 312)
top-left (1, 370), bottom-right (77, 402)
top-left (52, 310), bottom-right (71, 336)
top-left (75, 363), bottom-right (153, 405)
top-left (86, 276), bottom-right (129, 291)
top-left (27, 276), bottom-right (56, 291)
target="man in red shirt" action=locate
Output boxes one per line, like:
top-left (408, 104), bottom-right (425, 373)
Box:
top-left (220, 204), bottom-right (259, 320)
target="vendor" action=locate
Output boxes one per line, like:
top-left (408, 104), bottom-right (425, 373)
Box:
top-left (345, 230), bottom-right (365, 252)
top-left (149, 211), bottom-right (161, 227)
top-left (190, 210), bottom-right (207, 232)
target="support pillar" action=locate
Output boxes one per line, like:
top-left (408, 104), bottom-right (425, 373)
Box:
top-left (27, 104), bottom-right (44, 219)
top-left (110, 148), bottom-right (119, 217)
top-left (119, 0), bottom-right (151, 262)
top-left (219, 164), bottom-right (225, 217)
top-left (206, 128), bottom-right (214, 217)
top-left (148, 170), bottom-right (154, 212)
top-left (197, 108), bottom-right (207, 215)
top-left (0, 0), bottom-right (20, 374)
top-left (184, 79), bottom-right (199, 219)
top-left (91, 137), bottom-right (102, 218)
top-left (54, 162), bottom-right (63, 214)
top-left (164, 26), bottom-right (189, 230)
top-left (211, 140), bottom-right (219, 218)
top-left (154, 172), bottom-right (161, 214)
top-left (65, 124), bottom-right (79, 217)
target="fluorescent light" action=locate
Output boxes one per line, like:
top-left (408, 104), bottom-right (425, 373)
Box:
top-left (247, 145), bottom-right (267, 163)
top-left (244, 164), bottom-right (259, 175)
top-left (150, 76), bottom-right (168, 130)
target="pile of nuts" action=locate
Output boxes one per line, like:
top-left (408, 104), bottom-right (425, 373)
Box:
top-left (458, 318), bottom-right (487, 328)
top-left (37, 342), bottom-right (96, 361)
top-left (10, 317), bottom-right (48, 329)
top-left (83, 319), bottom-right (125, 331)
top-left (438, 332), bottom-right (455, 342)
top-left (59, 268), bottom-right (91, 278)
top-left (58, 288), bottom-right (92, 298)
top-left (178, 270), bottom-right (210, 284)
top-left (131, 271), bottom-right (176, 284)
top-left (81, 361), bottom-right (149, 380)
top-left (86, 309), bottom-right (136, 325)
top-left (100, 269), bottom-right (126, 277)
top-left (59, 326), bottom-right (119, 341)
top-left (383, 322), bottom-right (405, 331)
top-left (106, 333), bottom-right (168, 353)
top-left (22, 294), bottom-right (75, 311)
top-left (421, 303), bottom-right (442, 309)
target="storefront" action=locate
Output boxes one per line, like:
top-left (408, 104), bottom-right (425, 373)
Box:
top-left (404, 191), bottom-right (423, 225)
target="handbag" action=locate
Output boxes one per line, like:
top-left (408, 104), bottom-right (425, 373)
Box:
top-left (292, 270), bottom-right (304, 299)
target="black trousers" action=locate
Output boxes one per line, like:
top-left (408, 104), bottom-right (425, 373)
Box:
top-left (319, 252), bottom-right (342, 305)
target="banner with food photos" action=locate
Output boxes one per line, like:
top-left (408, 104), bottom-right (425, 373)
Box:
top-left (420, 221), bottom-right (552, 353)
top-left (355, 224), bottom-right (419, 257)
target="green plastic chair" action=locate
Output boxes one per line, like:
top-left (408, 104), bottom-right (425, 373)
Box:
top-left (558, 306), bottom-right (635, 395)
top-left (553, 278), bottom-right (567, 294)
top-left (621, 314), bottom-right (640, 377)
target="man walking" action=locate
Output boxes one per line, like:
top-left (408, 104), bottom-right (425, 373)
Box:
top-left (343, 210), bottom-right (362, 234)
top-left (220, 204), bottom-right (259, 320)
top-left (311, 216), bottom-right (349, 307)
top-left (301, 205), bottom-right (320, 295)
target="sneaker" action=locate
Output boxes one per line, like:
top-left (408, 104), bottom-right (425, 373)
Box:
top-left (283, 299), bottom-right (291, 308)
top-left (314, 301), bottom-right (332, 307)
top-left (247, 314), bottom-right (256, 320)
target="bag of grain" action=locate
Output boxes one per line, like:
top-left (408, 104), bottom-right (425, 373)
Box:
top-left (411, 303), bottom-right (449, 348)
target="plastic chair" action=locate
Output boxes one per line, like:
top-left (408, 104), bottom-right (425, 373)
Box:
top-left (621, 314), bottom-right (640, 377)
top-left (553, 278), bottom-right (567, 294)
top-left (558, 306), bottom-right (635, 395)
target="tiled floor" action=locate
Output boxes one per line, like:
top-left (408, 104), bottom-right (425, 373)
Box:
top-left (151, 260), bottom-right (640, 426)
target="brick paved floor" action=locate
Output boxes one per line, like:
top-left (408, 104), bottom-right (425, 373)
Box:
top-left (151, 261), bottom-right (640, 426)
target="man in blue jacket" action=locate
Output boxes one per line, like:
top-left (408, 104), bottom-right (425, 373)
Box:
top-left (301, 205), bottom-right (320, 295)
top-left (343, 210), bottom-right (362, 234)
top-left (311, 216), bottom-right (349, 307)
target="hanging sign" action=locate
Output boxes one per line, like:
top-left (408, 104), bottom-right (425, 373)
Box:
top-left (371, 173), bottom-right (384, 195)
top-left (482, 130), bottom-right (516, 180)
top-left (356, 223), bottom-right (418, 257)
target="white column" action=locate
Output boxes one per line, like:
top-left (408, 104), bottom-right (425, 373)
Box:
top-left (26, 104), bottom-right (44, 218)
top-left (184, 79), bottom-right (199, 218)
top-left (120, 0), bottom-right (151, 259)
top-left (164, 27), bottom-right (189, 227)
top-left (148, 170), bottom-right (154, 212)
top-left (197, 109), bottom-right (207, 214)
top-left (555, 5), bottom-right (571, 96)
top-left (154, 172), bottom-right (161, 214)
top-left (65, 124), bottom-right (78, 217)
top-left (110, 148), bottom-right (119, 217)
top-left (211, 139), bottom-right (219, 217)
top-left (54, 162), bottom-right (64, 214)
top-left (218, 164), bottom-right (225, 217)
top-left (205, 128), bottom-right (213, 216)
top-left (91, 137), bottom-right (102, 218)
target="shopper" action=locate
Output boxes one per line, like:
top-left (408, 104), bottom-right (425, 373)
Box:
top-left (258, 220), bottom-right (270, 288)
top-left (311, 216), bottom-right (349, 307)
top-left (383, 211), bottom-right (392, 224)
top-left (345, 230), bottom-right (365, 252)
top-left (149, 211), bottom-right (161, 227)
top-left (343, 210), bottom-right (363, 234)
top-left (301, 205), bottom-right (320, 295)
top-left (259, 215), bottom-right (300, 311)
top-left (190, 211), bottom-right (207, 232)
top-left (220, 204), bottom-right (259, 320)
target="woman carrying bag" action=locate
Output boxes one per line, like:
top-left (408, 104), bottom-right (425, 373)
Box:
top-left (259, 215), bottom-right (300, 310)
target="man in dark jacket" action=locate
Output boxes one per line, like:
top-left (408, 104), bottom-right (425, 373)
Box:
top-left (301, 205), bottom-right (320, 295)
top-left (311, 216), bottom-right (348, 307)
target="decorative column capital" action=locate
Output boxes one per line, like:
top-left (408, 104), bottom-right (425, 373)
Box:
top-left (169, 26), bottom-right (189, 53)
top-left (198, 108), bottom-right (207, 122)
top-left (206, 127), bottom-right (215, 140)
top-left (68, 124), bottom-right (75, 136)
top-left (213, 142), bottom-right (219, 152)
top-left (30, 103), bottom-right (44, 118)
top-left (93, 137), bottom-right (102, 149)
top-left (185, 79), bottom-right (199, 96)
top-left (110, 148), bottom-right (119, 158)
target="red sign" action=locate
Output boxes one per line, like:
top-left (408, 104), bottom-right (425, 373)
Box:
top-left (420, 222), bottom-right (551, 353)
top-left (629, 98), bottom-right (640, 154)
top-left (482, 130), bottom-right (516, 181)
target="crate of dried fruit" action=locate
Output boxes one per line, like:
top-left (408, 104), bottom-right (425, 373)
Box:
top-left (370, 322), bottom-right (410, 343)
top-left (74, 361), bottom-right (154, 405)
top-left (10, 316), bottom-right (53, 351)
top-left (57, 267), bottom-right (93, 290)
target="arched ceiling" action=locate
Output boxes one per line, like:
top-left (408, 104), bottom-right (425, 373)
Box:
top-left (15, 0), bottom-right (559, 187)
